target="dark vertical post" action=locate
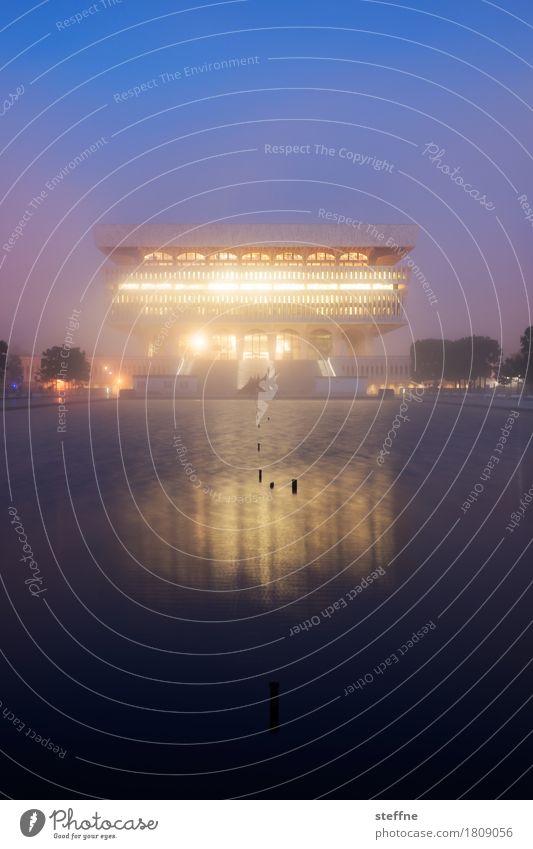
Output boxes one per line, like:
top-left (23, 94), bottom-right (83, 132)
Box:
top-left (269, 681), bottom-right (280, 732)
top-left (258, 469), bottom-right (262, 483)
top-left (291, 478), bottom-right (298, 494)
top-left (257, 442), bottom-right (261, 452)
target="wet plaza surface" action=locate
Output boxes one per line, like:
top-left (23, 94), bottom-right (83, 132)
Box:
top-left (2, 397), bottom-right (533, 798)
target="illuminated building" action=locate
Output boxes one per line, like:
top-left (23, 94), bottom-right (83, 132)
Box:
top-left (90, 223), bottom-right (417, 395)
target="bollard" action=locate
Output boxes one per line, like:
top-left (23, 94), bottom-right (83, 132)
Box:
top-left (269, 482), bottom-right (274, 489)
top-left (291, 478), bottom-right (298, 494)
top-left (257, 442), bottom-right (261, 452)
top-left (258, 469), bottom-right (262, 483)
top-left (269, 681), bottom-right (280, 731)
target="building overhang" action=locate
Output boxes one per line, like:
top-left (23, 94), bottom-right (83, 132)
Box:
top-left (94, 223), bottom-right (417, 265)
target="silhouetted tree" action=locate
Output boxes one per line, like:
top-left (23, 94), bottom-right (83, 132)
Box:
top-left (469, 335), bottom-right (501, 388)
top-left (6, 353), bottom-right (23, 389)
top-left (0, 340), bottom-right (7, 383)
top-left (443, 337), bottom-right (468, 386)
top-left (499, 353), bottom-right (525, 385)
top-left (411, 335), bottom-right (501, 388)
top-left (520, 326), bottom-right (533, 386)
top-left (37, 346), bottom-right (90, 387)
top-left (410, 338), bottom-right (447, 386)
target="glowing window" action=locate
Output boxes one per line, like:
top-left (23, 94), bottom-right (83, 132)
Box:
top-left (144, 251), bottom-right (173, 264)
top-left (307, 251), bottom-right (336, 264)
top-left (241, 252), bottom-right (270, 264)
top-left (275, 330), bottom-right (299, 359)
top-left (243, 332), bottom-right (269, 359)
top-left (176, 252), bottom-right (205, 263)
top-left (339, 252), bottom-right (368, 265)
top-left (211, 334), bottom-right (236, 359)
top-left (209, 252), bottom-right (238, 263)
top-left (274, 252), bottom-right (303, 264)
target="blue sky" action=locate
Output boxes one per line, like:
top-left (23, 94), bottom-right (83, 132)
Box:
top-left (1, 0), bottom-right (532, 356)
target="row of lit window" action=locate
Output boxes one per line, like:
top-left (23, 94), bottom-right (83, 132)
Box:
top-left (115, 292), bottom-right (403, 304)
top-left (134, 304), bottom-right (402, 317)
top-left (113, 269), bottom-right (406, 284)
top-left (118, 283), bottom-right (398, 293)
top-left (143, 250), bottom-right (370, 265)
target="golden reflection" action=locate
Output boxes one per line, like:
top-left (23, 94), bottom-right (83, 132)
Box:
top-left (116, 455), bottom-right (398, 611)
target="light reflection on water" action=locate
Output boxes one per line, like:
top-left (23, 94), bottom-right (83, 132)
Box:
top-left (107, 400), bottom-right (399, 611)
top-left (6, 399), bottom-right (529, 627)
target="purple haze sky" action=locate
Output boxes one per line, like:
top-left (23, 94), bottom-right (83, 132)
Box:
top-left (1, 0), bottom-right (532, 358)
